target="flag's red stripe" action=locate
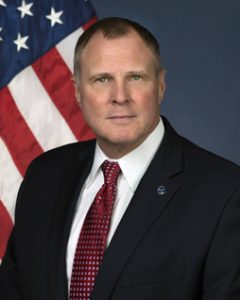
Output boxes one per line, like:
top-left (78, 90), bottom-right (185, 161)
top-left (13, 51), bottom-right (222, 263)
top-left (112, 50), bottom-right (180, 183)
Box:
top-left (0, 87), bottom-right (43, 175)
top-left (82, 16), bottom-right (98, 31)
top-left (0, 200), bottom-right (14, 259)
top-left (32, 48), bottom-right (95, 141)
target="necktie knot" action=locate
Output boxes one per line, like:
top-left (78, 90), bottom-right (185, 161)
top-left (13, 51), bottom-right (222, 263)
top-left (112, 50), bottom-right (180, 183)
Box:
top-left (101, 160), bottom-right (121, 186)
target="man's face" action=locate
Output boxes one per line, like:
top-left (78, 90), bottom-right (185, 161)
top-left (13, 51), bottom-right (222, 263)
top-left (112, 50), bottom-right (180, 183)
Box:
top-left (75, 30), bottom-right (166, 158)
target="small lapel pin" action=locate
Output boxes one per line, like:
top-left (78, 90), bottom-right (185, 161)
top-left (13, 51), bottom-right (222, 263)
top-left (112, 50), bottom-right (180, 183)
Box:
top-left (157, 185), bottom-right (167, 196)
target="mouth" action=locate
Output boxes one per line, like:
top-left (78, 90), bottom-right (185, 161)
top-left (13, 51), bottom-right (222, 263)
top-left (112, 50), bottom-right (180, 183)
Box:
top-left (107, 115), bottom-right (137, 123)
top-left (107, 115), bottom-right (136, 119)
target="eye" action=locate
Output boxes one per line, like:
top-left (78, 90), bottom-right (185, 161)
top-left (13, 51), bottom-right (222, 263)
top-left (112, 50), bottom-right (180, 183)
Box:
top-left (96, 76), bottom-right (109, 83)
top-left (130, 74), bottom-right (142, 81)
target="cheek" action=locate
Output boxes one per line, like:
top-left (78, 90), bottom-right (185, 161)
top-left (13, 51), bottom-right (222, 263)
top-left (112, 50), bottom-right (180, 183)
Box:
top-left (85, 104), bottom-right (100, 121)
top-left (136, 90), bottom-right (160, 111)
top-left (81, 100), bottom-right (108, 132)
top-left (80, 91), bottom-right (100, 113)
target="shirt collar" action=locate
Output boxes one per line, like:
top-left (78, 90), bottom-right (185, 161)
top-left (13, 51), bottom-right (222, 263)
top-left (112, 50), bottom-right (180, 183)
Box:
top-left (86, 118), bottom-right (165, 191)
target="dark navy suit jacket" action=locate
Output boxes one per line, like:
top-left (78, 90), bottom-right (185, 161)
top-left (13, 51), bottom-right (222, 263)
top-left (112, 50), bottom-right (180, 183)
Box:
top-left (1, 117), bottom-right (240, 300)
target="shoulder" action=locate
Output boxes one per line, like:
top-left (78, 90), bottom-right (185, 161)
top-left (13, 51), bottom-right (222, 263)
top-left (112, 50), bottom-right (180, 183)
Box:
top-left (25, 139), bottom-right (96, 175)
top-left (181, 136), bottom-right (240, 188)
top-left (183, 136), bottom-right (240, 172)
top-left (162, 116), bottom-right (240, 185)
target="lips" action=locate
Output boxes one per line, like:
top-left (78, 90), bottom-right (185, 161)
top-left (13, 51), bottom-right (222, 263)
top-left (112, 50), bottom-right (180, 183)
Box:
top-left (107, 113), bottom-right (137, 119)
top-left (108, 115), bottom-right (135, 119)
top-left (107, 115), bottom-right (137, 123)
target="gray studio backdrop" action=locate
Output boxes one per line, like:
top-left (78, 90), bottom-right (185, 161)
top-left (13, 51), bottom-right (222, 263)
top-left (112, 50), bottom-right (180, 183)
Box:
top-left (91, 0), bottom-right (240, 165)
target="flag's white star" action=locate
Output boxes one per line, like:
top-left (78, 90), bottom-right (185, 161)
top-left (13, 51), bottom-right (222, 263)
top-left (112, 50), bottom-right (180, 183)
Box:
top-left (13, 33), bottom-right (29, 52)
top-left (0, 28), bottom-right (3, 42)
top-left (0, 0), bottom-right (6, 7)
top-left (46, 7), bottom-right (63, 27)
top-left (17, 0), bottom-right (33, 18)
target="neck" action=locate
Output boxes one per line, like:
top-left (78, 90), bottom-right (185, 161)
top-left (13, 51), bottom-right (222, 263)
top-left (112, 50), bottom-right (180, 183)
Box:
top-left (97, 133), bottom-right (153, 159)
top-left (97, 142), bottom-right (136, 159)
top-left (97, 119), bottom-right (160, 159)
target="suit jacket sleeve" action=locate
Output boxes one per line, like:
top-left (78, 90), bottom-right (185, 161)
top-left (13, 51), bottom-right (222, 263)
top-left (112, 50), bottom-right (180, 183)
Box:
top-left (202, 185), bottom-right (240, 299)
top-left (0, 168), bottom-right (30, 300)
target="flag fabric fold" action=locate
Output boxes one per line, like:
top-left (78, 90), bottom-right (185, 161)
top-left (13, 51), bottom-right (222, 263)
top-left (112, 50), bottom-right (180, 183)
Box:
top-left (0, 0), bottom-right (97, 260)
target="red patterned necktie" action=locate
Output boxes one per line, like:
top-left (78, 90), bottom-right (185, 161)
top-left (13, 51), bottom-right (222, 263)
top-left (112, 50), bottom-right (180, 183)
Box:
top-left (69, 160), bottom-right (121, 300)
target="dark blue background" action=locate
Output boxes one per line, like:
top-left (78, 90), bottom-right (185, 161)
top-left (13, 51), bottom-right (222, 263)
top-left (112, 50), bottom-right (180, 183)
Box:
top-left (91, 0), bottom-right (240, 165)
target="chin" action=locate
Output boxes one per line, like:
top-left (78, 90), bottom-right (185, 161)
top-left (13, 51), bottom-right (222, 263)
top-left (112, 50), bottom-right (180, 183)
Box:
top-left (109, 133), bottom-right (138, 143)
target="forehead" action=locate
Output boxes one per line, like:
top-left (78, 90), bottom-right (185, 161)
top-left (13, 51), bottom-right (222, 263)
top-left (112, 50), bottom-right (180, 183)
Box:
top-left (80, 30), bottom-right (154, 62)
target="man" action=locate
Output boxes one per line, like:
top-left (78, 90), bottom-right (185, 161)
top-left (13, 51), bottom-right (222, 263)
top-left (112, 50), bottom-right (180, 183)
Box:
top-left (0, 17), bottom-right (240, 300)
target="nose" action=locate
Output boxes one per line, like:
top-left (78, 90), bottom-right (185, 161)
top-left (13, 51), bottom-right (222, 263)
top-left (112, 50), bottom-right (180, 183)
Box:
top-left (111, 81), bottom-right (130, 104)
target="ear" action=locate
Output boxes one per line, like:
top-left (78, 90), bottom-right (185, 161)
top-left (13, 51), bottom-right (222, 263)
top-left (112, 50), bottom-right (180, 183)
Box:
top-left (73, 78), bottom-right (82, 107)
top-left (158, 70), bottom-right (166, 105)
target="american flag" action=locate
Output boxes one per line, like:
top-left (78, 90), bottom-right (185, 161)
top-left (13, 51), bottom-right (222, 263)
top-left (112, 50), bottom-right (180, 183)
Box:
top-left (0, 0), bottom-right (96, 262)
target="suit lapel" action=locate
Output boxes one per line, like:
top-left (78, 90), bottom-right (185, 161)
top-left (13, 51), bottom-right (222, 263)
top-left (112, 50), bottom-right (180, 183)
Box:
top-left (91, 118), bottom-right (184, 300)
top-left (47, 141), bottom-right (95, 300)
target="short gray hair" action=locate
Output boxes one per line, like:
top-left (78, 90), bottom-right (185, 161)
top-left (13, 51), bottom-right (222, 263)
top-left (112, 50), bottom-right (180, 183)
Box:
top-left (74, 17), bottom-right (164, 82)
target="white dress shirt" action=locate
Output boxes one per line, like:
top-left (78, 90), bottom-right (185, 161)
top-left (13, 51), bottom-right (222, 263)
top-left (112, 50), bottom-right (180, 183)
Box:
top-left (66, 118), bottom-right (165, 286)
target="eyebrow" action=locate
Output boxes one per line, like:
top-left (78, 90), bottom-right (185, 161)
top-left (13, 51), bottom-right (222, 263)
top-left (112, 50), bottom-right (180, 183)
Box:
top-left (89, 69), bottom-right (147, 78)
top-left (126, 70), bottom-right (146, 76)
